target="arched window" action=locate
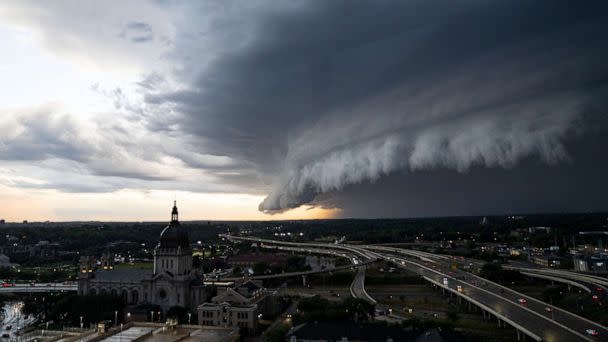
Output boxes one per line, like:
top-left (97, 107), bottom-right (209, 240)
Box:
top-left (111, 289), bottom-right (118, 297)
top-left (131, 290), bottom-right (139, 304)
top-left (100, 288), bottom-right (107, 295)
top-left (89, 288), bottom-right (97, 295)
top-left (121, 290), bottom-right (128, 302)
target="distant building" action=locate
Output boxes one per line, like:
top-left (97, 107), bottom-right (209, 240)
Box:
top-left (532, 255), bottom-right (561, 268)
top-left (0, 254), bottom-right (15, 268)
top-left (226, 254), bottom-right (287, 268)
top-left (0, 219), bottom-right (5, 225)
top-left (573, 255), bottom-right (608, 273)
top-left (528, 227), bottom-right (552, 234)
top-left (78, 202), bottom-right (206, 311)
top-left (305, 255), bottom-right (335, 270)
top-left (198, 285), bottom-right (260, 333)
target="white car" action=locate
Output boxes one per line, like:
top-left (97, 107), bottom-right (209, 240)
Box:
top-left (585, 329), bottom-right (599, 336)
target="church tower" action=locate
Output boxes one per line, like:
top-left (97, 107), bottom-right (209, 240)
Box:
top-left (153, 201), bottom-right (193, 276)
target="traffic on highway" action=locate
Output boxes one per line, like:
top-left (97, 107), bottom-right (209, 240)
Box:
top-left (223, 234), bottom-right (607, 341)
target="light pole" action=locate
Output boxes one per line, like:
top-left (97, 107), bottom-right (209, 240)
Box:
top-left (80, 316), bottom-right (83, 331)
top-left (150, 311), bottom-right (154, 323)
top-left (187, 313), bottom-right (191, 325)
top-left (114, 311), bottom-right (118, 327)
top-left (120, 323), bottom-right (123, 342)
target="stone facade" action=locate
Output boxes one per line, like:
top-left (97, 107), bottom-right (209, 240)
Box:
top-left (78, 202), bottom-right (205, 311)
top-left (197, 287), bottom-right (259, 333)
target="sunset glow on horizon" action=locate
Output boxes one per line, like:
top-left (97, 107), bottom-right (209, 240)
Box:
top-left (0, 187), bottom-right (341, 222)
top-left (1, 1), bottom-right (607, 221)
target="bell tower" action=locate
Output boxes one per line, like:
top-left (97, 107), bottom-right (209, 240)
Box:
top-left (171, 201), bottom-right (178, 222)
top-left (154, 202), bottom-right (193, 276)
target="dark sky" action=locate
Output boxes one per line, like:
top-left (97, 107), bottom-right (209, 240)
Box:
top-left (163, 0), bottom-right (608, 217)
top-left (2, 1), bottom-right (608, 219)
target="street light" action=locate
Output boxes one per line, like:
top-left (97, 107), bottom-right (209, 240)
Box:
top-left (80, 316), bottom-right (83, 331)
top-left (151, 311), bottom-right (154, 322)
top-left (114, 311), bottom-right (118, 327)
top-left (187, 313), bottom-right (191, 325)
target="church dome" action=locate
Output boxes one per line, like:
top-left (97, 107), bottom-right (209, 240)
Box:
top-left (159, 201), bottom-right (190, 249)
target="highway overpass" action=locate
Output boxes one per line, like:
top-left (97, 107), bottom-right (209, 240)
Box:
top-left (222, 235), bottom-right (607, 341)
top-left (0, 283), bottom-right (77, 293)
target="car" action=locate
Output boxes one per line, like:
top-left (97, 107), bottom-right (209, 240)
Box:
top-left (457, 285), bottom-right (463, 293)
top-left (585, 329), bottom-right (599, 336)
top-left (592, 295), bottom-right (599, 301)
top-left (5, 325), bottom-right (11, 331)
top-left (1, 334), bottom-right (9, 339)
top-left (518, 298), bottom-right (527, 304)
top-left (597, 287), bottom-right (604, 292)
top-left (545, 307), bottom-right (552, 312)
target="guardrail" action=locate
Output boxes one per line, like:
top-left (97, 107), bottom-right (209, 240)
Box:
top-left (349, 267), bottom-right (377, 305)
top-left (518, 271), bottom-right (591, 293)
top-left (504, 266), bottom-right (608, 288)
top-left (423, 276), bottom-right (543, 342)
top-left (380, 252), bottom-right (598, 341)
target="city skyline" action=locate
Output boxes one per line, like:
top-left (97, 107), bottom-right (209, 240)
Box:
top-left (1, 1), bottom-right (607, 221)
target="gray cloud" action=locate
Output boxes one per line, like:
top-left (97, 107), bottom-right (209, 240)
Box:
top-left (146, 1), bottom-right (608, 213)
top-left (121, 21), bottom-right (154, 43)
top-left (2, 0), bottom-right (607, 217)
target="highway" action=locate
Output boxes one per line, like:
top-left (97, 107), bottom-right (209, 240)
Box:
top-left (385, 254), bottom-right (605, 341)
top-left (365, 245), bottom-right (608, 340)
top-left (504, 263), bottom-right (608, 290)
top-left (349, 267), bottom-right (376, 305)
top-left (223, 235), bottom-right (606, 341)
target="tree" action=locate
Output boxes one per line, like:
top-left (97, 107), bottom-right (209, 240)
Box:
top-left (263, 323), bottom-right (290, 342)
top-left (166, 306), bottom-right (190, 323)
top-left (253, 262), bottom-right (270, 275)
top-left (192, 255), bottom-right (202, 269)
top-left (342, 298), bottom-right (375, 322)
top-left (480, 263), bottom-right (521, 283)
top-left (446, 308), bottom-right (460, 322)
top-left (25, 294), bottom-right (126, 326)
top-left (285, 256), bottom-right (311, 272)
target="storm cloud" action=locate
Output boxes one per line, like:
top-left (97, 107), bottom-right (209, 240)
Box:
top-left (148, 1), bottom-right (608, 213)
top-left (2, 0), bottom-right (607, 218)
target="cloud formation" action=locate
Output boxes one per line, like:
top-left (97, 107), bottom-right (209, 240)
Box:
top-left (146, 1), bottom-right (608, 213)
top-left (1, 1), bottom-right (607, 218)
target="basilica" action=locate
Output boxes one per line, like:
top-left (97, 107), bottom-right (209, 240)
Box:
top-left (77, 202), bottom-right (206, 311)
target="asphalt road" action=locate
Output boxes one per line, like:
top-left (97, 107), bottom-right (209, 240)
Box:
top-left (387, 255), bottom-right (605, 342)
top-left (350, 267), bottom-right (376, 304)
top-left (223, 235), bottom-right (606, 341)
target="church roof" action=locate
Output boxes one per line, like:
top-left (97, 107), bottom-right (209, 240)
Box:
top-left (94, 269), bottom-right (151, 282)
top-left (159, 201), bottom-right (190, 249)
top-left (211, 287), bottom-right (251, 305)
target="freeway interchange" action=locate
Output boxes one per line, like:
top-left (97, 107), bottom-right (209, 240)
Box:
top-left (221, 234), bottom-right (607, 341)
